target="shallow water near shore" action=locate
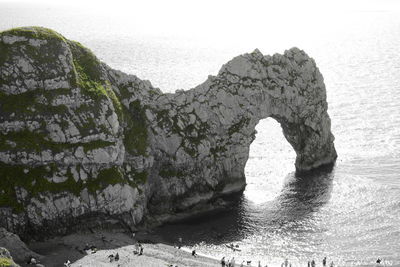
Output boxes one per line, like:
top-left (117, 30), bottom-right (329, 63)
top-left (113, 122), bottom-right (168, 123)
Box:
top-left (1, 2), bottom-right (400, 266)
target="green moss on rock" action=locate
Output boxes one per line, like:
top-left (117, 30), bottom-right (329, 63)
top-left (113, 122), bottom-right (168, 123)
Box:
top-left (2, 26), bottom-right (66, 42)
top-left (0, 41), bottom-right (9, 66)
top-left (0, 163), bottom-right (80, 213)
top-left (228, 117), bottom-right (250, 135)
top-left (69, 41), bottom-right (123, 119)
top-left (0, 257), bottom-right (13, 266)
top-left (0, 163), bottom-right (139, 213)
top-left (0, 27), bottom-right (151, 216)
top-left (0, 129), bottom-right (115, 154)
top-left (123, 100), bottom-right (148, 156)
top-left (87, 166), bottom-right (124, 193)
top-left (159, 163), bottom-right (185, 178)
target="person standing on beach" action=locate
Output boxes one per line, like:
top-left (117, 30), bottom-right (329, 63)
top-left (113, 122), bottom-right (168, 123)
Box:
top-left (221, 256), bottom-right (226, 266)
top-left (178, 237), bottom-right (183, 249)
top-left (281, 259), bottom-right (291, 267)
top-left (139, 244), bottom-right (144, 255)
top-left (311, 259), bottom-right (316, 267)
top-left (231, 257), bottom-right (235, 266)
top-left (323, 257), bottom-right (327, 267)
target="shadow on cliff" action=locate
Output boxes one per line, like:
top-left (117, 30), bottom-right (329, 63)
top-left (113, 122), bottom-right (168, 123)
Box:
top-left (152, 164), bottom-right (336, 246)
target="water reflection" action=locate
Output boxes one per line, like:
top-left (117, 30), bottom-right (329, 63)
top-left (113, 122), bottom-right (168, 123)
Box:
top-left (153, 165), bottom-right (336, 247)
top-left (271, 165), bottom-right (335, 222)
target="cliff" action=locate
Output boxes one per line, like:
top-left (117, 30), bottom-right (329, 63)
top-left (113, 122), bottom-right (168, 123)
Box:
top-left (0, 27), bottom-right (337, 239)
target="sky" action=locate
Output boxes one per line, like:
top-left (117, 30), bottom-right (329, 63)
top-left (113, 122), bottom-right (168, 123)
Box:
top-left (2, 0), bottom-right (400, 39)
top-left (1, 0), bottom-right (399, 63)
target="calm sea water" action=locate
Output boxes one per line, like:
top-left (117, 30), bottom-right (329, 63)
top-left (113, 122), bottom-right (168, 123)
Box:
top-left (1, 3), bottom-right (399, 266)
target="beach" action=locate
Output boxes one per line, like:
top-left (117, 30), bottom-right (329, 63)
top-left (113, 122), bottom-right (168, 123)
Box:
top-left (27, 230), bottom-right (221, 267)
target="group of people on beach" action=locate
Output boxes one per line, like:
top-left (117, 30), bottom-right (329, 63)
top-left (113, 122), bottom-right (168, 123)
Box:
top-left (108, 252), bottom-right (120, 262)
top-left (219, 256), bottom-right (335, 267)
top-left (307, 257), bottom-right (334, 267)
top-left (220, 256), bottom-right (269, 267)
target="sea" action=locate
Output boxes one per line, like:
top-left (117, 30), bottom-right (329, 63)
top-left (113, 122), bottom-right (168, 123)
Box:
top-left (1, 1), bottom-right (399, 266)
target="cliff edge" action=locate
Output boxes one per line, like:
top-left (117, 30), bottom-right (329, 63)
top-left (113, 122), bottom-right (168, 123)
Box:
top-left (0, 27), bottom-right (337, 239)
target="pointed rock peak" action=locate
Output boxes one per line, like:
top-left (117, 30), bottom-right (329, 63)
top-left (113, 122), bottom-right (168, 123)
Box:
top-left (251, 48), bottom-right (263, 59)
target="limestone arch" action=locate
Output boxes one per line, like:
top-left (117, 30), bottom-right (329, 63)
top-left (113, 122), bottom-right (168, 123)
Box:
top-left (212, 48), bottom-right (337, 173)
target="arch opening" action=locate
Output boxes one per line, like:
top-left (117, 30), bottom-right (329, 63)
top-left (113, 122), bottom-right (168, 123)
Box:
top-left (244, 117), bottom-right (296, 204)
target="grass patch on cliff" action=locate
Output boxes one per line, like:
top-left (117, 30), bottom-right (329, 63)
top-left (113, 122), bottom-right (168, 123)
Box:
top-left (69, 41), bottom-right (123, 119)
top-left (0, 163), bottom-right (79, 213)
top-left (0, 129), bottom-right (115, 154)
top-left (0, 257), bottom-right (13, 266)
top-left (123, 100), bottom-right (148, 156)
top-left (0, 163), bottom-right (135, 213)
top-left (0, 41), bottom-right (9, 66)
top-left (86, 166), bottom-right (125, 193)
top-left (126, 169), bottom-right (148, 189)
top-left (0, 88), bottom-right (70, 116)
top-left (159, 165), bottom-right (185, 178)
top-left (1, 26), bottom-right (66, 42)
top-left (228, 117), bottom-right (250, 135)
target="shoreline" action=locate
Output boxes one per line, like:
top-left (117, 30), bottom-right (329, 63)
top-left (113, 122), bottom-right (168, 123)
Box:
top-left (26, 230), bottom-right (223, 267)
top-left (71, 243), bottom-right (221, 267)
top-left (22, 229), bottom-right (398, 267)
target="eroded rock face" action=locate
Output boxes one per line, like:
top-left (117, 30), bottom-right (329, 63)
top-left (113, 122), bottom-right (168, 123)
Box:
top-left (0, 27), bottom-right (336, 238)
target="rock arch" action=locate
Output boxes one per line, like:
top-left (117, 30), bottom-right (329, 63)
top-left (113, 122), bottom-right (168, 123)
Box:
top-left (146, 48), bottom-right (337, 214)
top-left (0, 27), bottom-right (336, 237)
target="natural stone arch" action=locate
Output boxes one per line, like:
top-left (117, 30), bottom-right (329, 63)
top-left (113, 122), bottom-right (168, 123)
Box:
top-left (0, 27), bottom-right (336, 237)
top-left (210, 48), bottom-right (337, 173)
top-left (147, 48), bottom-right (337, 213)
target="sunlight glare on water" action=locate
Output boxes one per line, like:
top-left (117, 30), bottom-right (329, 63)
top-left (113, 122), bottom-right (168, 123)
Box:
top-left (244, 118), bottom-right (296, 204)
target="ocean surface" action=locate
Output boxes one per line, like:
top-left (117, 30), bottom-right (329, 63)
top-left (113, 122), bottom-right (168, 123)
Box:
top-left (1, 2), bottom-right (399, 266)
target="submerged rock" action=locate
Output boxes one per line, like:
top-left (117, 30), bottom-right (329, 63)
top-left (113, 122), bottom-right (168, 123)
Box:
top-left (0, 27), bottom-right (337, 239)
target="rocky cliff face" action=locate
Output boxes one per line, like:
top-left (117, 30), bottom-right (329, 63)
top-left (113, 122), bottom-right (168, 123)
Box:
top-left (0, 27), bottom-right (337, 239)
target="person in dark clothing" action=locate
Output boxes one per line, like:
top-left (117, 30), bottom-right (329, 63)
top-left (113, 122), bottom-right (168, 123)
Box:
top-left (192, 250), bottom-right (197, 257)
top-left (178, 237), bottom-right (183, 249)
top-left (221, 256), bottom-right (226, 266)
top-left (115, 253), bottom-right (119, 261)
top-left (323, 257), bottom-right (327, 267)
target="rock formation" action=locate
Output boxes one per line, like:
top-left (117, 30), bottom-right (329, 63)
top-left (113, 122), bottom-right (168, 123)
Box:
top-left (0, 27), bottom-right (337, 239)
